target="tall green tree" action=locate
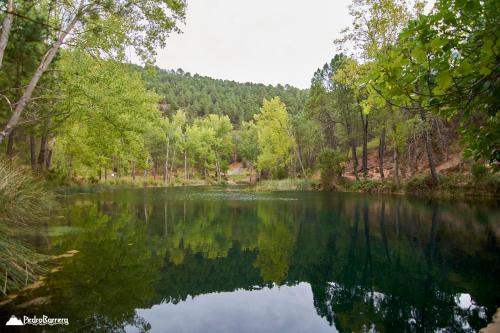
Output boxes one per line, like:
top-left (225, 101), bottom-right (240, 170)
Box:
top-left (337, 0), bottom-right (425, 182)
top-left (307, 54), bottom-right (361, 179)
top-left (0, 0), bottom-right (186, 144)
top-left (254, 97), bottom-right (295, 178)
top-left (53, 51), bottom-right (162, 178)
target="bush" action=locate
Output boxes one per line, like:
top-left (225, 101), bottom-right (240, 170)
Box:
top-left (45, 169), bottom-right (72, 187)
top-left (317, 149), bottom-right (345, 189)
top-left (344, 179), bottom-right (393, 193)
top-left (405, 174), bottom-right (463, 194)
top-left (471, 162), bottom-right (488, 182)
top-left (405, 174), bottom-right (436, 193)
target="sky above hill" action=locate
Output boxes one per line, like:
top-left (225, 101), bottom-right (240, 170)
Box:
top-left (151, 0), bottom-right (352, 89)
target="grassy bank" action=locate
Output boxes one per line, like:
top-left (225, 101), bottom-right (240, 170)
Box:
top-left (335, 173), bottom-right (500, 198)
top-left (45, 166), bottom-right (500, 198)
top-left (245, 173), bottom-right (499, 198)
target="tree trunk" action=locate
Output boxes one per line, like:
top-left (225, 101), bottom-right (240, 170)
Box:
top-left (6, 128), bottom-right (14, 157)
top-left (351, 143), bottom-right (359, 180)
top-left (38, 135), bottom-right (48, 169)
top-left (215, 152), bottom-right (221, 182)
top-left (45, 138), bottom-right (55, 170)
top-left (293, 142), bottom-right (306, 177)
top-left (347, 122), bottom-right (359, 180)
top-left (419, 108), bottom-right (438, 184)
top-left (359, 111), bottom-right (368, 178)
top-left (323, 112), bottom-right (337, 149)
top-left (131, 161), bottom-right (136, 180)
top-left (144, 156), bottom-right (149, 178)
top-left (0, 0), bottom-right (14, 69)
top-left (0, 12), bottom-right (81, 144)
top-left (30, 134), bottom-right (36, 170)
top-left (390, 108), bottom-right (400, 188)
top-left (378, 126), bottom-right (386, 180)
top-left (46, 149), bottom-right (53, 170)
top-left (164, 138), bottom-right (170, 183)
top-left (184, 151), bottom-right (188, 181)
top-left (393, 140), bottom-right (400, 189)
top-left (171, 145), bottom-right (177, 180)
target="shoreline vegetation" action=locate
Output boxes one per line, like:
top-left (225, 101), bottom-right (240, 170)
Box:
top-left (52, 167), bottom-right (499, 199)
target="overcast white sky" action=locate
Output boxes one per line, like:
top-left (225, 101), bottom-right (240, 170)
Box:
top-left (152, 0), bottom-right (352, 89)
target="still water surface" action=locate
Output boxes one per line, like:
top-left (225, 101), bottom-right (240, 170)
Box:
top-left (1, 188), bottom-right (499, 332)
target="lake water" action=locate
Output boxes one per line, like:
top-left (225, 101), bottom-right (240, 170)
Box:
top-left (1, 188), bottom-right (499, 332)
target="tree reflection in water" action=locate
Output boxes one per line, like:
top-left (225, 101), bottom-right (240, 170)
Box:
top-left (2, 189), bottom-right (498, 333)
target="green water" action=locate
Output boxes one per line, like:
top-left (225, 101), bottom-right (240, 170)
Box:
top-left (1, 188), bottom-right (499, 332)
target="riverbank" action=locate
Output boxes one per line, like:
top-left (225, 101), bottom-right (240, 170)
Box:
top-left (254, 174), bottom-right (500, 199)
top-left (51, 171), bottom-right (500, 199)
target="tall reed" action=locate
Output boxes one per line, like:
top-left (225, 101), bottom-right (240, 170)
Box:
top-left (0, 158), bottom-right (55, 294)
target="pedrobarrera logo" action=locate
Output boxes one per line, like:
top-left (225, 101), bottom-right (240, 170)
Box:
top-left (5, 315), bottom-right (23, 326)
top-left (5, 314), bottom-right (69, 326)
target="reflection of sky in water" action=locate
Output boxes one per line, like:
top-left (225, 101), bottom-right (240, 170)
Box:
top-left (5, 188), bottom-right (497, 332)
top-left (126, 283), bottom-right (336, 333)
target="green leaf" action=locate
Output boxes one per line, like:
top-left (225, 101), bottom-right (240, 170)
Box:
top-left (411, 47), bottom-right (427, 63)
top-left (435, 70), bottom-right (453, 92)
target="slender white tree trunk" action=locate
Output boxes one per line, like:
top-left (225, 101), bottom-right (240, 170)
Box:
top-left (0, 0), bottom-right (14, 69)
top-left (171, 145), bottom-right (176, 182)
top-left (0, 12), bottom-right (81, 144)
top-left (184, 151), bottom-right (188, 181)
top-left (164, 137), bottom-right (170, 183)
top-left (215, 151), bottom-right (221, 181)
top-left (419, 108), bottom-right (439, 184)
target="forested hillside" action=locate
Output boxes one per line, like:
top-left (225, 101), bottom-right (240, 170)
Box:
top-left (137, 66), bottom-right (308, 124)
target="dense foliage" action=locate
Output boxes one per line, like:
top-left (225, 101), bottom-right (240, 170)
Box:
top-left (139, 66), bottom-right (308, 124)
top-left (317, 149), bottom-right (345, 188)
top-left (0, 0), bottom-right (497, 186)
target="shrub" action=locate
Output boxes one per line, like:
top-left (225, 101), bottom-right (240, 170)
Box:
top-left (405, 174), bottom-right (436, 193)
top-left (317, 149), bottom-right (345, 189)
top-left (471, 162), bottom-right (488, 182)
top-left (45, 169), bottom-right (72, 187)
top-left (344, 179), bottom-right (393, 193)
